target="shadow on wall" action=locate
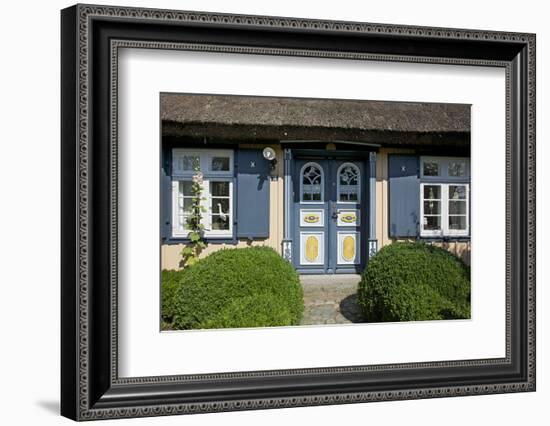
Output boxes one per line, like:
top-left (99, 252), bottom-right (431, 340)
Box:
top-left (432, 240), bottom-right (471, 265)
top-left (387, 239), bottom-right (471, 266)
top-left (177, 238), bottom-right (257, 268)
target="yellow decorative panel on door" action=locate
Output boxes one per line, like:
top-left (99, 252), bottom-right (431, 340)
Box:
top-left (300, 232), bottom-right (324, 265)
top-left (300, 209), bottom-right (325, 227)
top-left (337, 232), bottom-right (360, 265)
top-left (305, 236), bottom-right (319, 262)
top-left (342, 236), bottom-right (356, 261)
top-left (337, 209), bottom-right (360, 226)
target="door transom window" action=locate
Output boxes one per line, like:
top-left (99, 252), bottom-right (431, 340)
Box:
top-left (300, 162), bottom-right (324, 202)
top-left (337, 163), bottom-right (360, 202)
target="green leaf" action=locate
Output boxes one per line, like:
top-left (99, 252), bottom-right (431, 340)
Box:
top-left (180, 247), bottom-right (194, 256)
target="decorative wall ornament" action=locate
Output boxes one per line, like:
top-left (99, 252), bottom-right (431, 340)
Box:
top-left (282, 240), bottom-right (292, 262)
top-left (368, 240), bottom-right (378, 258)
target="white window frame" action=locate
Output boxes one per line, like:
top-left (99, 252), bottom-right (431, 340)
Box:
top-left (420, 156), bottom-right (470, 180)
top-left (419, 156), bottom-right (470, 238)
top-left (171, 180), bottom-right (194, 237)
top-left (336, 162), bottom-right (361, 204)
top-left (171, 149), bottom-right (234, 239)
top-left (420, 183), bottom-right (443, 237)
top-left (204, 178), bottom-right (233, 238)
top-left (300, 162), bottom-right (324, 204)
top-left (420, 183), bottom-right (470, 237)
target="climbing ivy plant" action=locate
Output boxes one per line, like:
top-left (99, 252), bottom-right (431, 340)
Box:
top-left (180, 162), bottom-right (208, 267)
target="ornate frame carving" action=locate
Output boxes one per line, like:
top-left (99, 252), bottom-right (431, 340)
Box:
top-left (61, 4), bottom-right (535, 421)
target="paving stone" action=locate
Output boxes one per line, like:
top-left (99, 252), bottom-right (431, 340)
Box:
top-left (299, 274), bottom-right (366, 325)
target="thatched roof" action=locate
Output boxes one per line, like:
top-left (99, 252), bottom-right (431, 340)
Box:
top-left (161, 94), bottom-right (470, 147)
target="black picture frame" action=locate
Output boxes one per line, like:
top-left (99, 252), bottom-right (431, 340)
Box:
top-left (61, 4), bottom-right (536, 421)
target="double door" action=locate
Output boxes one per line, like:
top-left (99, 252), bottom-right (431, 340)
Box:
top-left (293, 158), bottom-right (367, 274)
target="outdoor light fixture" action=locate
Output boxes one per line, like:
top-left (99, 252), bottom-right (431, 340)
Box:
top-left (263, 147), bottom-right (278, 179)
top-left (262, 147), bottom-right (276, 161)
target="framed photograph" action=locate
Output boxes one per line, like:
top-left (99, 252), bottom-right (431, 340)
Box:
top-left (61, 3), bottom-right (536, 421)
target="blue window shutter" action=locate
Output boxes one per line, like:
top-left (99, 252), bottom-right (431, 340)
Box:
top-left (160, 149), bottom-right (172, 241)
top-left (388, 155), bottom-right (420, 238)
top-left (236, 149), bottom-right (270, 238)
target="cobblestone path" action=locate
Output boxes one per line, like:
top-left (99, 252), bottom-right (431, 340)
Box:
top-left (299, 274), bottom-right (364, 325)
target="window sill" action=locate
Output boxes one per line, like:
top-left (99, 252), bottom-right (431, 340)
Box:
top-left (419, 235), bottom-right (471, 242)
top-left (164, 235), bottom-right (236, 245)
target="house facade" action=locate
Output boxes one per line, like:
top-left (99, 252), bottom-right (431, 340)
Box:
top-left (160, 94), bottom-right (471, 272)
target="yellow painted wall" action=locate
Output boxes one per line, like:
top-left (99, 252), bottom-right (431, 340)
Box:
top-left (161, 143), bottom-right (285, 270)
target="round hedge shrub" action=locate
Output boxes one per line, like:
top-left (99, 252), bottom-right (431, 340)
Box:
top-left (160, 269), bottom-right (181, 329)
top-left (200, 294), bottom-right (295, 329)
top-left (357, 242), bottom-right (470, 322)
top-left (162, 246), bottom-right (303, 330)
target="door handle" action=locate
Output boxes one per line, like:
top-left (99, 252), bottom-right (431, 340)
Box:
top-left (330, 201), bottom-right (338, 219)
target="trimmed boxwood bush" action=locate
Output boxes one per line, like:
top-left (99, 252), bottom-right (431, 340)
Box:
top-left (162, 246), bottom-right (303, 330)
top-left (200, 294), bottom-right (295, 329)
top-left (161, 269), bottom-right (181, 329)
top-left (357, 242), bottom-right (470, 322)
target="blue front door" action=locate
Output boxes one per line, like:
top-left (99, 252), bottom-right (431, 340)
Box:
top-left (292, 158), bottom-right (367, 274)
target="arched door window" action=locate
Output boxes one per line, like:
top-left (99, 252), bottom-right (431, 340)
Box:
top-left (301, 162), bottom-right (324, 202)
top-left (337, 163), bottom-right (360, 202)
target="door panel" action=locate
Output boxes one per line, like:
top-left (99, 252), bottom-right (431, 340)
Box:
top-left (330, 160), bottom-right (365, 272)
top-left (293, 157), bottom-right (367, 274)
top-left (293, 159), bottom-right (329, 272)
top-left (300, 232), bottom-right (325, 265)
top-left (337, 231), bottom-right (360, 265)
top-left (336, 209), bottom-right (360, 227)
top-left (299, 209), bottom-right (325, 227)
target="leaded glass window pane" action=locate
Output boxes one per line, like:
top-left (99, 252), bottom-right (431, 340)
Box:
top-left (449, 201), bottom-right (467, 214)
top-left (211, 181), bottom-right (230, 197)
top-left (209, 181), bottom-right (231, 233)
top-left (338, 164), bottom-right (360, 202)
top-left (180, 181), bottom-right (193, 196)
top-left (423, 185), bottom-right (441, 200)
top-left (449, 215), bottom-right (467, 230)
top-left (448, 184), bottom-right (467, 232)
top-left (423, 162), bottom-right (439, 176)
top-left (180, 155), bottom-right (200, 172)
top-left (424, 216), bottom-right (441, 230)
top-left (422, 184), bottom-right (442, 232)
top-left (211, 215), bottom-right (230, 230)
top-left (423, 201), bottom-right (441, 215)
top-left (211, 156), bottom-right (230, 172)
top-left (448, 162), bottom-right (466, 177)
top-left (301, 164), bottom-right (323, 202)
top-left (449, 185), bottom-right (467, 199)
top-left (178, 180), bottom-right (194, 231)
